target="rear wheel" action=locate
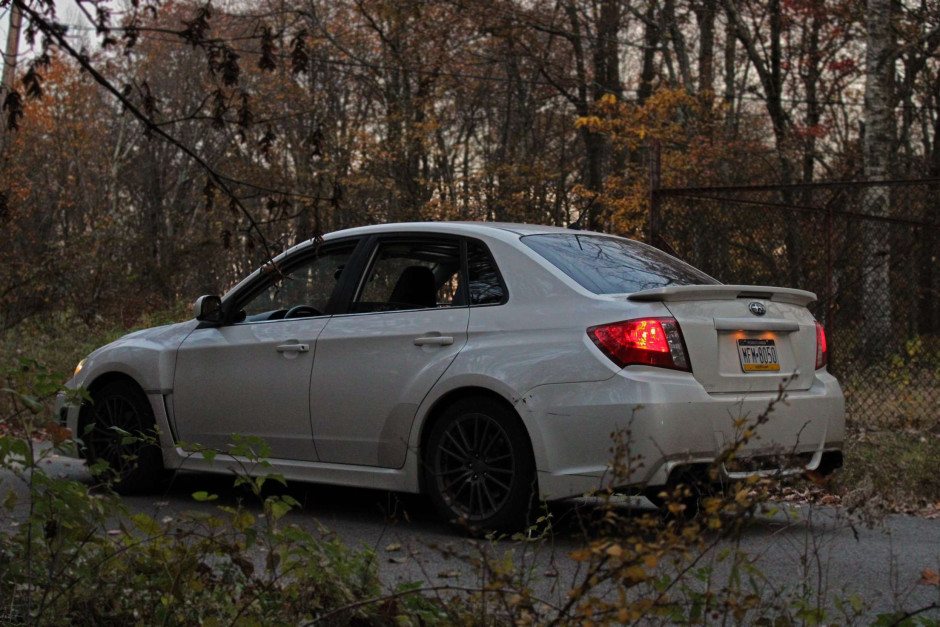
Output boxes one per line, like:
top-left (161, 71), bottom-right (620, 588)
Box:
top-left (83, 380), bottom-right (164, 494)
top-left (424, 397), bottom-right (536, 532)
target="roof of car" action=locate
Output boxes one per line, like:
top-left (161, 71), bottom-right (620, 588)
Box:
top-left (322, 221), bottom-right (587, 240)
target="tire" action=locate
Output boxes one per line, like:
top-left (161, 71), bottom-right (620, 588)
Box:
top-left (83, 380), bottom-right (165, 494)
top-left (424, 397), bottom-right (536, 533)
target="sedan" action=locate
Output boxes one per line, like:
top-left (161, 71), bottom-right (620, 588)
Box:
top-left (57, 222), bottom-right (844, 530)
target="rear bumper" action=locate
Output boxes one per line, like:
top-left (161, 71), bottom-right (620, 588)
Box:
top-left (518, 367), bottom-right (845, 500)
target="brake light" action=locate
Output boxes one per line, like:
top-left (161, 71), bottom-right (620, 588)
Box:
top-left (588, 318), bottom-right (691, 371)
top-left (815, 321), bottom-right (827, 369)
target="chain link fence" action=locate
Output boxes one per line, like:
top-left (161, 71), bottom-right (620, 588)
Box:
top-left (650, 179), bottom-right (940, 429)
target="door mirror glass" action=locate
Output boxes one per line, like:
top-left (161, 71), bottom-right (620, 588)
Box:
top-left (194, 295), bottom-right (223, 323)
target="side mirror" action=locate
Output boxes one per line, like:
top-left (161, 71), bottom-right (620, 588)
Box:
top-left (194, 295), bottom-right (223, 324)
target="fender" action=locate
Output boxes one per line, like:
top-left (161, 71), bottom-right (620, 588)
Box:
top-left (71, 320), bottom-right (199, 396)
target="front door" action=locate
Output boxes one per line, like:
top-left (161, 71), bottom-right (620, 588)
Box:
top-left (172, 242), bottom-right (357, 460)
top-left (173, 319), bottom-right (326, 460)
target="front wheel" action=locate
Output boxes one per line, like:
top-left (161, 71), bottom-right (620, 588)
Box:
top-left (83, 380), bottom-right (165, 494)
top-left (424, 397), bottom-right (536, 532)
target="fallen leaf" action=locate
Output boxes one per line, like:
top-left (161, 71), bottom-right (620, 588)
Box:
top-left (805, 469), bottom-right (830, 485)
top-left (920, 568), bottom-right (939, 586)
top-left (44, 424), bottom-right (72, 446)
top-left (385, 542), bottom-right (402, 552)
top-left (437, 570), bottom-right (460, 579)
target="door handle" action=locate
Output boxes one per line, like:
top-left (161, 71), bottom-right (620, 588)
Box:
top-left (414, 335), bottom-right (454, 346)
top-left (276, 343), bottom-right (309, 353)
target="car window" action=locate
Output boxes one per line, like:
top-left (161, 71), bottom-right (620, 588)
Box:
top-left (467, 240), bottom-right (506, 305)
top-left (240, 245), bottom-right (355, 321)
top-left (521, 233), bottom-right (717, 294)
top-left (353, 240), bottom-right (461, 313)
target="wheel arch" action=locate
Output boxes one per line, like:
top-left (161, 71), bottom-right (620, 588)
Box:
top-left (78, 371), bottom-right (167, 492)
top-left (77, 372), bottom-right (154, 449)
top-left (416, 386), bottom-right (537, 494)
top-left (85, 370), bottom-right (145, 395)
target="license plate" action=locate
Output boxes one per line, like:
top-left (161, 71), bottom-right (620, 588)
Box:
top-left (737, 339), bottom-right (780, 372)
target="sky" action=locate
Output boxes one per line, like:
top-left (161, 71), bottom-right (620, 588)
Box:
top-left (1, 0), bottom-right (94, 82)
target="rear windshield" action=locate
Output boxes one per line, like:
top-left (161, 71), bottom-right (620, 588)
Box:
top-left (521, 233), bottom-right (718, 294)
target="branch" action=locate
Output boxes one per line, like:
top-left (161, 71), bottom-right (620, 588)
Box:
top-left (14, 0), bottom-right (278, 261)
top-left (304, 583), bottom-right (562, 625)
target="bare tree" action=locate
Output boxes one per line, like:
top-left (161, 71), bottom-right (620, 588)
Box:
top-left (861, 0), bottom-right (894, 348)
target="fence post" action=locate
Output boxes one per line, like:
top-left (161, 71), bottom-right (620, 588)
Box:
top-left (648, 140), bottom-right (661, 247)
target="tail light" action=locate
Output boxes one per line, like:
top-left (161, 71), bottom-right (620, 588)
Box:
top-left (588, 318), bottom-right (691, 372)
top-left (815, 321), bottom-right (828, 369)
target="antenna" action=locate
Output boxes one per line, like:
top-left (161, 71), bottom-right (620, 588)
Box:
top-left (568, 194), bottom-right (598, 230)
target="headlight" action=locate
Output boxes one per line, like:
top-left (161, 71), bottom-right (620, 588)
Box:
top-left (74, 358), bottom-right (86, 376)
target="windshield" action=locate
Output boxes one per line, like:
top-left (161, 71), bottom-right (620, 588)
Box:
top-left (521, 233), bottom-right (718, 294)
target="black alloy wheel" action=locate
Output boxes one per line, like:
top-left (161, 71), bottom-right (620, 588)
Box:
top-left (425, 397), bottom-right (535, 532)
top-left (84, 380), bottom-right (164, 494)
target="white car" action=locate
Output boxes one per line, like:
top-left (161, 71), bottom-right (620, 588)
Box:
top-left (57, 222), bottom-right (844, 529)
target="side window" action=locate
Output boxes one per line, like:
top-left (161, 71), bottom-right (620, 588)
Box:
top-left (353, 240), bottom-right (461, 313)
top-left (240, 245), bottom-right (354, 321)
top-left (467, 240), bottom-right (506, 305)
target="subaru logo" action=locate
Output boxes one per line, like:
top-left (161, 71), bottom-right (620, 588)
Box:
top-left (748, 302), bottom-right (767, 316)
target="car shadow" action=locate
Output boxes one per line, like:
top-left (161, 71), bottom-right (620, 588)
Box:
top-left (152, 469), bottom-right (448, 531)
top-left (128, 468), bottom-right (818, 545)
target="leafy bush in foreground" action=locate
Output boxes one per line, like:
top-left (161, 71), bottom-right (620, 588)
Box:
top-left (0, 363), bottom-right (450, 625)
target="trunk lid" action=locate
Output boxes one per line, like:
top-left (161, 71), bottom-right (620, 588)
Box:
top-left (629, 285), bottom-right (819, 393)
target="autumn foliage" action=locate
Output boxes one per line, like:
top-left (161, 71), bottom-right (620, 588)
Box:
top-left (2, 0), bottom-right (939, 328)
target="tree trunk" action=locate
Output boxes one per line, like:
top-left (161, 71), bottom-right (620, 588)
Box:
top-left (862, 0), bottom-right (895, 351)
top-left (563, 0), bottom-right (621, 231)
top-left (722, 4), bottom-right (736, 136)
top-left (663, 0), bottom-right (694, 92)
top-left (638, 2), bottom-right (660, 106)
top-left (694, 0), bottom-right (717, 97)
top-left (724, 0), bottom-right (802, 285)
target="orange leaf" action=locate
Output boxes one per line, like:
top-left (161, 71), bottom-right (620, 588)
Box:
top-left (805, 468), bottom-right (832, 485)
top-left (920, 568), bottom-right (939, 586)
top-left (45, 424), bottom-right (72, 446)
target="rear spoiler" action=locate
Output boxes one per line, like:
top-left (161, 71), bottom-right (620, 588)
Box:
top-left (627, 285), bottom-right (817, 307)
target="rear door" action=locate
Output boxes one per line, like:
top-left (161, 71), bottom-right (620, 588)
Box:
top-left (309, 236), bottom-right (469, 468)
